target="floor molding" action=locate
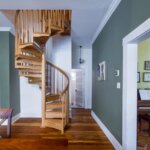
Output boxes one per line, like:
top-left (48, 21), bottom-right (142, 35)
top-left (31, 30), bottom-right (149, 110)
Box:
top-left (91, 0), bottom-right (122, 45)
top-left (20, 113), bottom-right (41, 118)
top-left (91, 111), bottom-right (122, 150)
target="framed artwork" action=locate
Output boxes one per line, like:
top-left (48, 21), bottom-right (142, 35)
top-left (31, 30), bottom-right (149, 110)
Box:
top-left (143, 72), bottom-right (150, 82)
top-left (137, 72), bottom-right (140, 83)
top-left (97, 61), bottom-right (106, 81)
top-left (144, 61), bottom-right (150, 70)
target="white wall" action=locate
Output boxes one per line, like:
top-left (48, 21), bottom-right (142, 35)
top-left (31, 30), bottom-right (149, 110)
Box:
top-left (52, 35), bottom-right (72, 75)
top-left (72, 43), bottom-right (92, 109)
top-left (46, 37), bottom-right (53, 62)
top-left (20, 77), bottom-right (42, 117)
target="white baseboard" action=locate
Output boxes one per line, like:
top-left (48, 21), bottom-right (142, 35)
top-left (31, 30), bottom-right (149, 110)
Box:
top-left (91, 111), bottom-right (122, 150)
top-left (1, 113), bottom-right (20, 126)
top-left (21, 113), bottom-right (41, 118)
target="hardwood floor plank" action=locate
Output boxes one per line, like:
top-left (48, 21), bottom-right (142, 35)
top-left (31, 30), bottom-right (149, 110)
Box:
top-left (0, 108), bottom-right (114, 150)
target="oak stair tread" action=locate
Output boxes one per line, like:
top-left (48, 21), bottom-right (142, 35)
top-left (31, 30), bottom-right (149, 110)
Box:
top-left (33, 32), bottom-right (51, 45)
top-left (19, 42), bottom-right (42, 53)
top-left (19, 68), bottom-right (41, 72)
top-left (16, 54), bottom-right (42, 62)
top-left (46, 101), bottom-right (62, 110)
top-left (16, 65), bottom-right (41, 70)
top-left (16, 59), bottom-right (42, 65)
top-left (46, 110), bottom-right (64, 119)
top-left (44, 119), bottom-right (63, 130)
top-left (19, 73), bottom-right (42, 78)
top-left (46, 94), bottom-right (60, 102)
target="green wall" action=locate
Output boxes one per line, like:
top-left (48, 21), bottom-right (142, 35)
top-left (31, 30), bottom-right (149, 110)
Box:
top-left (138, 38), bottom-right (150, 88)
top-left (92, 0), bottom-right (150, 144)
top-left (0, 32), bottom-right (10, 108)
top-left (0, 31), bottom-right (20, 116)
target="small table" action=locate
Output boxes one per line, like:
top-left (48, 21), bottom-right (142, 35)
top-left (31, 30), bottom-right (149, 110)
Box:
top-left (0, 108), bottom-right (13, 138)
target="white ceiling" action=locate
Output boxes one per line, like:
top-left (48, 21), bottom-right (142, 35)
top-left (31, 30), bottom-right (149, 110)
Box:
top-left (0, 0), bottom-right (114, 47)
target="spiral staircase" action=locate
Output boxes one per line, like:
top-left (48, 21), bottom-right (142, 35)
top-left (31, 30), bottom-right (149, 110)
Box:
top-left (15, 10), bottom-right (71, 133)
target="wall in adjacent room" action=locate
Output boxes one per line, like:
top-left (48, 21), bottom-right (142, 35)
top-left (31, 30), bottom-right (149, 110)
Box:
top-left (138, 38), bottom-right (150, 88)
top-left (92, 0), bottom-right (150, 144)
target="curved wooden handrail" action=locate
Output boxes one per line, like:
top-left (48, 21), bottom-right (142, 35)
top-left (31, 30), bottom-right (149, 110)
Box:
top-left (46, 61), bottom-right (69, 96)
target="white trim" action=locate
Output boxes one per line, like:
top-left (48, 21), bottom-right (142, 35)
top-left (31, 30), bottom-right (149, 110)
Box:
top-left (122, 18), bottom-right (150, 150)
top-left (91, 0), bottom-right (121, 44)
top-left (0, 27), bottom-right (15, 35)
top-left (91, 111), bottom-right (122, 150)
top-left (20, 113), bottom-right (41, 118)
top-left (12, 113), bottom-right (21, 123)
top-left (123, 18), bottom-right (150, 45)
top-left (1, 113), bottom-right (20, 126)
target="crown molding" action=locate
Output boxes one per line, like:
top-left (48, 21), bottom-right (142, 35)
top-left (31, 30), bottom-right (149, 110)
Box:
top-left (0, 27), bottom-right (15, 35)
top-left (91, 0), bottom-right (122, 45)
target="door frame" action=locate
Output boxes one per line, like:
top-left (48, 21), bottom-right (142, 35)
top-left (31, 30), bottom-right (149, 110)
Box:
top-left (71, 69), bottom-right (85, 108)
top-left (122, 18), bottom-right (150, 150)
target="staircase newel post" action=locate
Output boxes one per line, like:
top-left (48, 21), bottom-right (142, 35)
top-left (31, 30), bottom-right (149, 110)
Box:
top-left (41, 48), bottom-right (46, 128)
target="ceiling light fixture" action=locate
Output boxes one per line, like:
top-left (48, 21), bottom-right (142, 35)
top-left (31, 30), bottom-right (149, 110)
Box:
top-left (79, 45), bottom-right (84, 64)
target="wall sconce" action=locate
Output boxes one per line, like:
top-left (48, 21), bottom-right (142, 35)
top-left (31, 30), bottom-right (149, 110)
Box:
top-left (79, 45), bottom-right (84, 64)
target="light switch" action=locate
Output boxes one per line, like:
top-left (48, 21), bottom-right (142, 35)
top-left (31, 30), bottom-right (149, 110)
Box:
top-left (117, 82), bottom-right (121, 89)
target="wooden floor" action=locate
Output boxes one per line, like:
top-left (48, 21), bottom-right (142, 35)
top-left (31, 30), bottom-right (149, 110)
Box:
top-left (0, 108), bottom-right (114, 150)
top-left (138, 120), bottom-right (150, 150)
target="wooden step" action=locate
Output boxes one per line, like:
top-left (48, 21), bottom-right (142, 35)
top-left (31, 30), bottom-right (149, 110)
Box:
top-left (16, 54), bottom-right (42, 62)
top-left (46, 110), bottom-right (64, 119)
top-left (19, 42), bottom-right (43, 53)
top-left (43, 119), bottom-right (63, 131)
top-left (20, 68), bottom-right (42, 73)
top-left (15, 60), bottom-right (41, 69)
top-left (19, 73), bottom-right (42, 78)
top-left (28, 77), bottom-right (41, 85)
top-left (21, 49), bottom-right (42, 58)
top-left (51, 25), bottom-right (64, 36)
top-left (33, 32), bottom-right (50, 45)
top-left (16, 65), bottom-right (41, 70)
top-left (46, 101), bottom-right (62, 110)
top-left (46, 94), bottom-right (60, 102)
top-left (51, 25), bottom-right (64, 31)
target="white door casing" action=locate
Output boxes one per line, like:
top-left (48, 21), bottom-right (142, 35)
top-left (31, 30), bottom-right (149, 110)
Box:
top-left (122, 18), bottom-right (150, 150)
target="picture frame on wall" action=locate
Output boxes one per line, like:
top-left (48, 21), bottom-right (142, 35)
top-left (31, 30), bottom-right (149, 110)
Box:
top-left (137, 72), bottom-right (140, 83)
top-left (143, 72), bottom-right (150, 82)
top-left (144, 61), bottom-right (150, 70)
top-left (97, 61), bottom-right (106, 81)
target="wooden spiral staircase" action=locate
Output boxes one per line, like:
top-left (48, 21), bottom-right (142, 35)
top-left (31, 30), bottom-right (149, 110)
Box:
top-left (15, 10), bottom-right (71, 133)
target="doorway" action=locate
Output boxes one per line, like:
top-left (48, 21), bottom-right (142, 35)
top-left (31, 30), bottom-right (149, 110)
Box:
top-left (71, 69), bottom-right (85, 108)
top-left (122, 18), bottom-right (150, 150)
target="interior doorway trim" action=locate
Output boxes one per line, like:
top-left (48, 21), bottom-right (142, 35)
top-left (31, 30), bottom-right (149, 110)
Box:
top-left (122, 18), bottom-right (150, 150)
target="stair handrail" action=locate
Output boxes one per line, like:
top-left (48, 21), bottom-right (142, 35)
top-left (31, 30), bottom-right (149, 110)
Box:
top-left (46, 61), bottom-right (69, 95)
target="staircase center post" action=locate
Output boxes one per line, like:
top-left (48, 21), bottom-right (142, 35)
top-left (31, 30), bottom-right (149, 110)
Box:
top-left (41, 46), bottom-right (46, 127)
